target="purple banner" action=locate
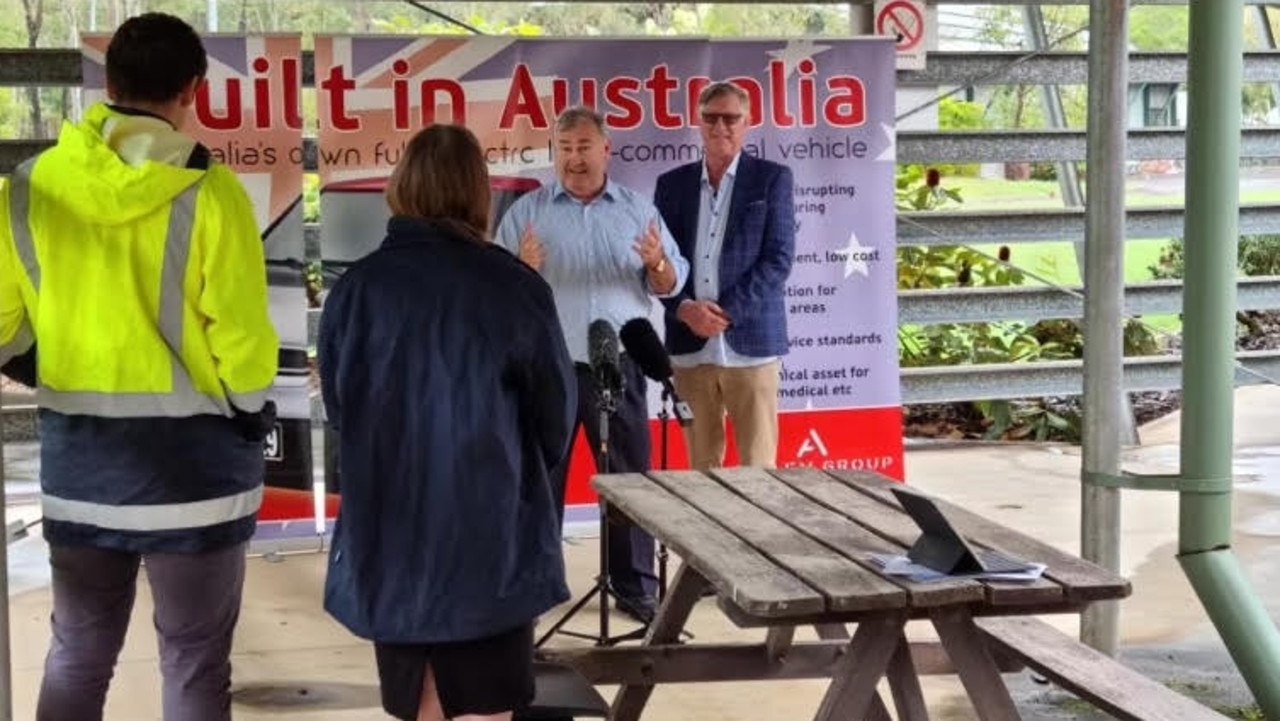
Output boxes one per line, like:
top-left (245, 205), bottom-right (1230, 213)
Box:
top-left (315, 36), bottom-right (900, 415)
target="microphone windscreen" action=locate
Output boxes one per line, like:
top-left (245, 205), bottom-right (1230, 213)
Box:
top-left (588, 319), bottom-right (620, 374)
top-left (620, 317), bottom-right (672, 382)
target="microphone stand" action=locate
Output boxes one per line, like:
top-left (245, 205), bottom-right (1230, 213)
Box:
top-left (652, 383), bottom-right (694, 644)
top-left (535, 379), bottom-right (647, 648)
top-left (656, 387), bottom-right (672, 601)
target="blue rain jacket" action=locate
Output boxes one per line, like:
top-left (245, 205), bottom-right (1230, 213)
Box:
top-left (319, 216), bottom-right (576, 643)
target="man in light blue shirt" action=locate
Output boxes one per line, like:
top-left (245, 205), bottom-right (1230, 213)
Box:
top-left (496, 106), bottom-right (689, 624)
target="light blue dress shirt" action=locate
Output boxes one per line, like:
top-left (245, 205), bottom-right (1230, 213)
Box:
top-left (671, 154), bottom-right (778, 369)
top-left (496, 178), bottom-right (690, 364)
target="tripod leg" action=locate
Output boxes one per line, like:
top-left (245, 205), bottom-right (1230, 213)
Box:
top-left (598, 499), bottom-right (610, 645)
top-left (657, 544), bottom-right (669, 603)
top-left (657, 405), bottom-right (672, 602)
top-left (534, 583), bottom-right (599, 648)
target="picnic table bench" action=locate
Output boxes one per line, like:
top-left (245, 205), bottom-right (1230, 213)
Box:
top-left (540, 467), bottom-right (1234, 721)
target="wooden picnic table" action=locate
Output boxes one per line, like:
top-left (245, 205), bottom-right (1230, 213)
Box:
top-left (543, 466), bottom-right (1148, 721)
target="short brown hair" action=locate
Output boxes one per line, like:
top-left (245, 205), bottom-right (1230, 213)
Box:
top-left (385, 124), bottom-right (491, 242)
top-left (555, 106), bottom-right (608, 138)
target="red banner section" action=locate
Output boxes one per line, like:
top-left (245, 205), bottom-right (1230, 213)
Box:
top-left (564, 406), bottom-right (904, 506)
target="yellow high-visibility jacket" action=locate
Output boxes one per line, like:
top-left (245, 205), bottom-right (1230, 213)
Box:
top-left (0, 102), bottom-right (278, 419)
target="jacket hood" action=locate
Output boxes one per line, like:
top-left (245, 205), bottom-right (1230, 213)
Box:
top-left (32, 102), bottom-right (205, 226)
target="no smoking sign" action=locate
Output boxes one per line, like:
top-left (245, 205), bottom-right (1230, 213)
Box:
top-left (874, 0), bottom-right (928, 70)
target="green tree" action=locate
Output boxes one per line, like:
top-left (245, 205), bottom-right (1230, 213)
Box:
top-left (1130, 6), bottom-right (1190, 50)
top-left (936, 97), bottom-right (985, 176)
top-left (971, 5), bottom-right (1198, 131)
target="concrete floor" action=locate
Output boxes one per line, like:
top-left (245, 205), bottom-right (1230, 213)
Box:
top-left (5, 386), bottom-right (1280, 719)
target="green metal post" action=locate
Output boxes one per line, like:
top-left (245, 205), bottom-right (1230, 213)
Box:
top-left (1180, 0), bottom-right (1241, 556)
top-left (1180, 0), bottom-right (1280, 714)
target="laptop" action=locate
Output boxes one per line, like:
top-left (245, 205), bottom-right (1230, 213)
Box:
top-left (889, 486), bottom-right (1036, 575)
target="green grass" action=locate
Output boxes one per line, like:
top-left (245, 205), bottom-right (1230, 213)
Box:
top-left (962, 240), bottom-right (1183, 334)
top-left (921, 175), bottom-right (1280, 336)
top-left (946, 176), bottom-right (1280, 211)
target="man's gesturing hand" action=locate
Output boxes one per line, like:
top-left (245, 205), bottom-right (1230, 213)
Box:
top-left (518, 222), bottom-right (545, 271)
top-left (633, 220), bottom-right (665, 270)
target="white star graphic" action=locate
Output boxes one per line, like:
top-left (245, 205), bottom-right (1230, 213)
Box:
top-left (875, 122), bottom-right (896, 162)
top-left (766, 39), bottom-right (833, 79)
top-left (829, 232), bottom-right (876, 279)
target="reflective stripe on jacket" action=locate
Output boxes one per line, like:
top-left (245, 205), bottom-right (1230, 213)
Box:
top-left (0, 103), bottom-right (276, 550)
top-left (0, 102), bottom-right (278, 419)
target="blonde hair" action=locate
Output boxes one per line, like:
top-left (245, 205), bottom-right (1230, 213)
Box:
top-left (699, 81), bottom-right (752, 123)
top-left (385, 124), bottom-right (491, 242)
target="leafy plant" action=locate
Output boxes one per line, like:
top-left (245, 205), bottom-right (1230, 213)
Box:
top-left (899, 320), bottom-right (1070, 369)
top-left (303, 173), bottom-right (320, 223)
top-left (896, 165), bottom-right (963, 212)
top-left (1029, 318), bottom-right (1160, 358)
top-left (304, 261), bottom-right (324, 308)
top-left (1149, 234), bottom-right (1280, 280)
top-left (975, 399), bottom-right (1080, 442)
top-left (898, 246), bottom-right (1026, 290)
top-left (1148, 234), bottom-right (1280, 346)
top-left (895, 166), bottom-right (1088, 443)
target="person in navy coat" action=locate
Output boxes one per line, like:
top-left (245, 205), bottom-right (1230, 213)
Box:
top-left (318, 124), bottom-right (576, 721)
top-left (655, 81), bottom-right (797, 470)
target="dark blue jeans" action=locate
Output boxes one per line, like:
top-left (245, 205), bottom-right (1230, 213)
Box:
top-left (37, 542), bottom-right (246, 721)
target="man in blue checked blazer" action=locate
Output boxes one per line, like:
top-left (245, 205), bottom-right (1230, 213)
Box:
top-left (655, 81), bottom-right (797, 470)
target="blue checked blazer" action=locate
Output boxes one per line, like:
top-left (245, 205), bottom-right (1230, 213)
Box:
top-left (655, 152), bottom-right (796, 359)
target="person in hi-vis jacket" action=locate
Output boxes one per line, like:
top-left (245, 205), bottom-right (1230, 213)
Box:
top-left (0, 13), bottom-right (278, 720)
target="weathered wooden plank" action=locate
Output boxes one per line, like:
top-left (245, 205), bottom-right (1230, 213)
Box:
top-left (611, 564), bottom-right (706, 721)
top-left (809, 620), bottom-right (895, 721)
top-left (706, 466), bottom-right (916, 594)
top-left (647, 470), bottom-right (906, 614)
top-left (794, 468), bottom-right (1067, 604)
top-left (765, 467), bottom-right (990, 605)
top-left (719, 594), bottom-right (1081, 629)
top-left (931, 607), bottom-right (1023, 721)
top-left (707, 466), bottom-right (967, 607)
top-left (887, 636), bottom-right (932, 721)
top-left (765, 626), bottom-right (795, 662)
top-left (592, 474), bottom-right (823, 617)
top-left (868, 695), bottom-right (896, 721)
top-left (539, 638), bottom-right (1021, 685)
top-left (814, 612), bottom-right (908, 721)
top-left (810, 616), bottom-right (908, 721)
top-left (977, 617), bottom-right (1233, 721)
top-left (830, 469), bottom-right (1131, 603)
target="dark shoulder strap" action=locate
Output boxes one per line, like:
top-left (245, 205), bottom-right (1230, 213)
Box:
top-left (185, 143), bottom-right (211, 170)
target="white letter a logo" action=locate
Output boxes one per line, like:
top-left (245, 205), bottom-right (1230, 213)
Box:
top-left (796, 429), bottom-right (829, 459)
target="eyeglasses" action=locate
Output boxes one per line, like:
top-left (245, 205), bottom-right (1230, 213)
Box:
top-left (700, 112), bottom-right (744, 128)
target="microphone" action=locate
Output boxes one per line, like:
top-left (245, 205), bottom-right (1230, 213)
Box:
top-left (619, 318), bottom-right (694, 426)
top-left (587, 319), bottom-right (623, 395)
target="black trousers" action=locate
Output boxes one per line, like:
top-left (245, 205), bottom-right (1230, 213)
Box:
top-left (552, 357), bottom-right (658, 604)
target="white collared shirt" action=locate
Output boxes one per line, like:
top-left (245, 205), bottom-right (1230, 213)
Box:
top-left (672, 154), bottom-right (776, 369)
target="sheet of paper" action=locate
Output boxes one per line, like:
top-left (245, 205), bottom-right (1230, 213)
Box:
top-left (868, 554), bottom-right (1048, 583)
